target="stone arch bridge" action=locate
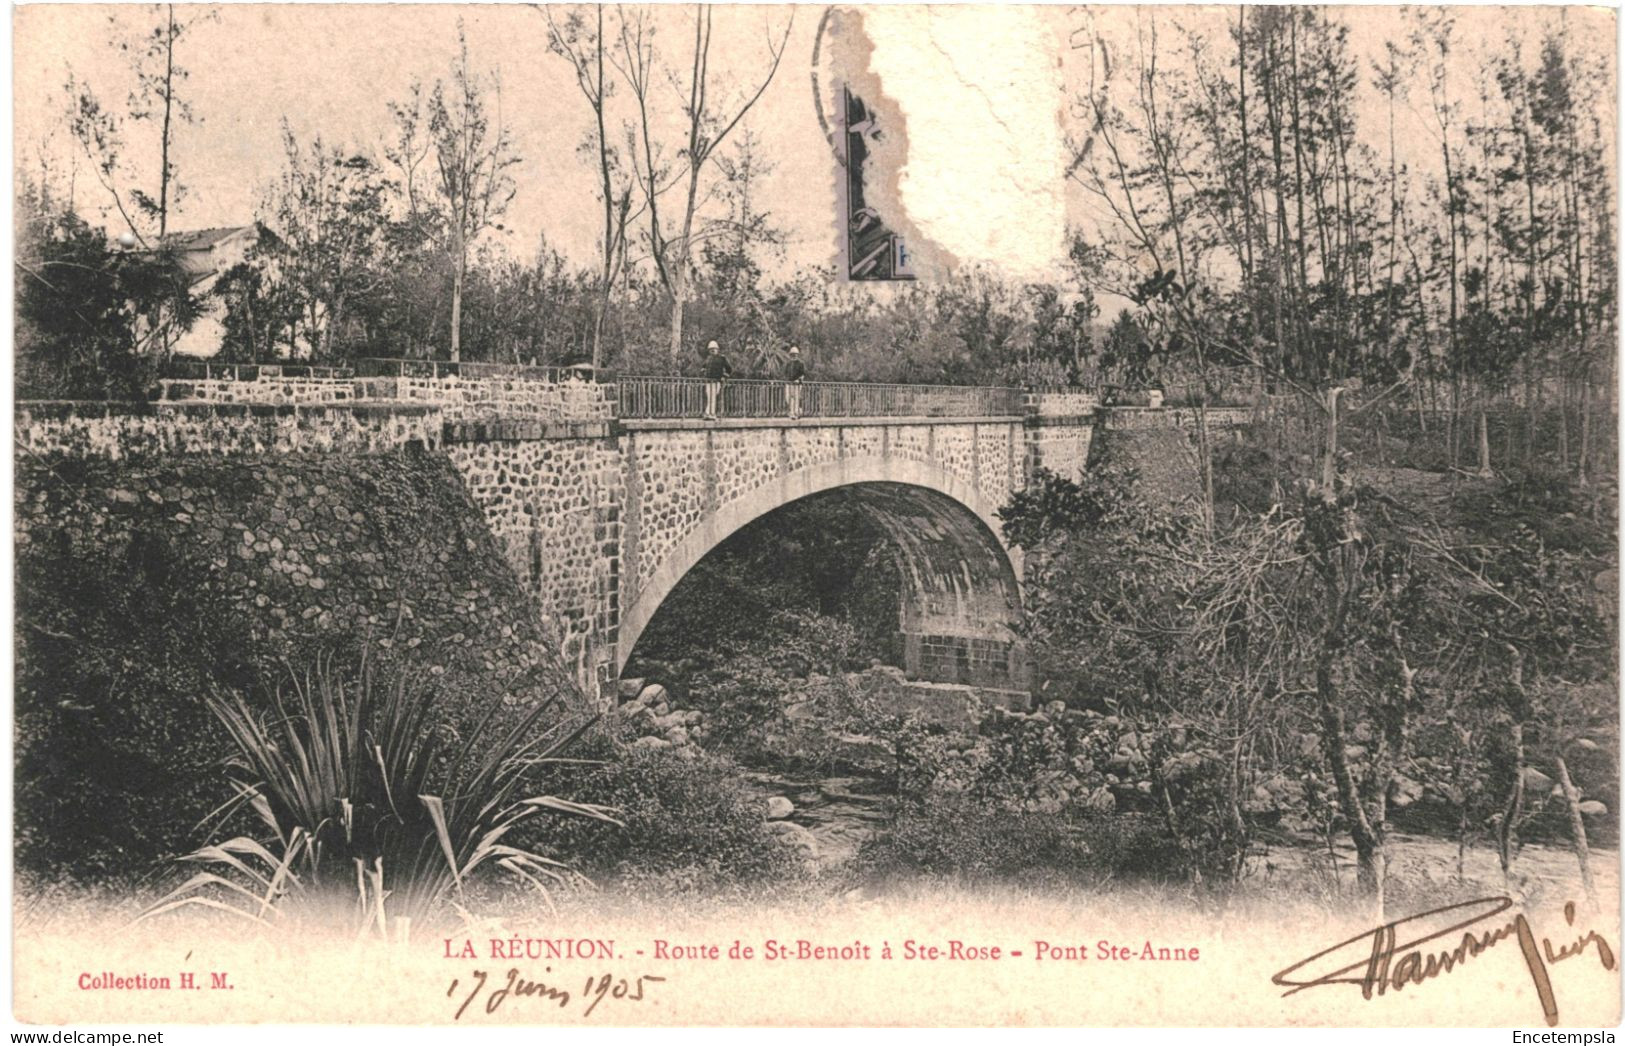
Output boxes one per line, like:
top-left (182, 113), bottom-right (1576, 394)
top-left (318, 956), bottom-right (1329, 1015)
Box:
top-left (444, 376), bottom-right (1102, 701)
top-left (17, 363), bottom-right (1253, 706)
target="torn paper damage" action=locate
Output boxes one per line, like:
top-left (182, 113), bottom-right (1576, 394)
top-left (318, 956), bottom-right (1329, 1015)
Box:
top-left (815, 6), bottom-right (1070, 282)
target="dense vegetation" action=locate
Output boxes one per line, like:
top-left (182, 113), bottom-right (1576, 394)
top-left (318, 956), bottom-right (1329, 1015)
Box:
top-left (996, 426), bottom-right (1616, 904)
top-left (12, 5), bottom-right (1617, 919)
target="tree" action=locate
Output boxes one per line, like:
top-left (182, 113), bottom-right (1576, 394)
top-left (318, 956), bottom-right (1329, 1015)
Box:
top-left (68, 5), bottom-right (214, 246)
top-left (398, 23), bottom-right (521, 362)
top-left (544, 5), bottom-right (639, 372)
top-left (701, 129), bottom-right (788, 368)
top-left (253, 127), bottom-right (393, 359)
top-left (617, 5), bottom-right (794, 363)
top-left (15, 180), bottom-right (197, 397)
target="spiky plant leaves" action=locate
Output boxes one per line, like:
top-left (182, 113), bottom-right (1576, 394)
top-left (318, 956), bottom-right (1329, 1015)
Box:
top-left (143, 651), bottom-right (618, 936)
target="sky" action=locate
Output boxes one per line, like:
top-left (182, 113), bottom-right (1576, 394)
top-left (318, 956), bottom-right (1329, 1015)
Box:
top-left (14, 4), bottom-right (1076, 282)
top-left (12, 4), bottom-right (1616, 291)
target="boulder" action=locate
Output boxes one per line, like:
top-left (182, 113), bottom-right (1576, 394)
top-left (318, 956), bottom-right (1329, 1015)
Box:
top-left (835, 732), bottom-right (893, 767)
top-left (666, 726), bottom-right (690, 746)
top-left (1390, 774), bottom-right (1424, 810)
top-left (766, 820), bottom-right (820, 861)
top-left (1522, 766), bottom-right (1555, 794)
top-left (765, 796), bottom-right (795, 820)
top-left (1579, 800), bottom-right (1608, 817)
top-left (617, 677), bottom-right (647, 700)
top-left (638, 683), bottom-right (667, 706)
top-left (631, 736), bottom-right (671, 751)
top-left (1082, 786), bottom-right (1116, 813)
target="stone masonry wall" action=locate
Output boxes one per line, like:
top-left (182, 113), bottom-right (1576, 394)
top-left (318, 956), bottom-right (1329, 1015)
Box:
top-left (15, 401), bottom-right (440, 460)
top-left (444, 429), bottom-right (623, 693)
top-left (626, 429), bottom-right (712, 595)
top-left (160, 368), bottom-right (614, 420)
top-left (1023, 388), bottom-right (1099, 417)
top-left (158, 376), bottom-right (357, 405)
top-left (624, 420), bottom-right (1023, 600)
top-left (1022, 389), bottom-right (1098, 483)
top-left (358, 375), bottom-right (612, 422)
top-left (1025, 421), bottom-right (1094, 482)
top-left (14, 447), bottom-right (577, 701)
top-left (1089, 406), bottom-right (1253, 505)
top-left (1099, 405), bottom-right (1255, 430)
top-left (17, 386), bottom-right (1171, 709)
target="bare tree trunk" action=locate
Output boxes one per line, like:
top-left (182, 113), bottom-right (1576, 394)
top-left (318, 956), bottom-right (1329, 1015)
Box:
top-left (1497, 645), bottom-right (1532, 887)
top-left (1558, 380), bottom-right (1571, 470)
top-left (1319, 675), bottom-right (1385, 914)
top-left (1321, 388), bottom-right (1343, 490)
top-left (1448, 378), bottom-right (1460, 471)
top-left (1476, 407), bottom-right (1491, 475)
top-left (1554, 755), bottom-right (1597, 905)
top-left (1578, 368), bottom-right (1592, 485)
top-left (667, 271), bottom-right (687, 363)
top-left (450, 243), bottom-right (464, 362)
top-left (159, 4), bottom-right (175, 239)
top-left (1525, 367), bottom-right (1538, 464)
top-left (1498, 720), bottom-right (1525, 885)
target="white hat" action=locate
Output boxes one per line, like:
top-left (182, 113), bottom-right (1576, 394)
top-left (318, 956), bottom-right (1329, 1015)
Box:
top-left (707, 340), bottom-right (720, 350)
top-left (789, 346), bottom-right (800, 354)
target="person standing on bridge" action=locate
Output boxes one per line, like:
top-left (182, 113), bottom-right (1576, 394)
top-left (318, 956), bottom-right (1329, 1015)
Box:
top-left (784, 346), bottom-right (806, 419)
top-left (703, 340), bottom-right (733, 420)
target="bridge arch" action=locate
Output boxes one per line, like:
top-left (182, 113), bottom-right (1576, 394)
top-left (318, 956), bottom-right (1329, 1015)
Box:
top-left (618, 456), bottom-right (1026, 691)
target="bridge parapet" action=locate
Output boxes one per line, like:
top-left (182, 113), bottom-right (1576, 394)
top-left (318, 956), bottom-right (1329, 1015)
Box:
top-left (1022, 387), bottom-right (1100, 419)
top-left (1099, 404), bottom-right (1257, 430)
top-left (353, 358), bottom-right (612, 422)
top-left (616, 375), bottom-right (1022, 421)
top-left (157, 358), bottom-right (613, 423)
top-left (15, 400), bottom-right (441, 460)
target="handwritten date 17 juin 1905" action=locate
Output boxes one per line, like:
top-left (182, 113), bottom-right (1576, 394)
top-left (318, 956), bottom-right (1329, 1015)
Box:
top-left (1272, 897), bottom-right (1616, 1026)
top-left (448, 967), bottom-right (665, 1020)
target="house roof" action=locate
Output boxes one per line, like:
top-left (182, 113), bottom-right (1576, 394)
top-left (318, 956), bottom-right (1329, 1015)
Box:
top-left (160, 225), bottom-right (258, 252)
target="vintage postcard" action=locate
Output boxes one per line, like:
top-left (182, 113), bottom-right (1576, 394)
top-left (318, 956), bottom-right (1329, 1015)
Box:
top-left (10, 2), bottom-right (1621, 1028)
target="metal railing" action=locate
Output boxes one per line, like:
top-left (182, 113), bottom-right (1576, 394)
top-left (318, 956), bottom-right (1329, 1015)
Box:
top-left (615, 376), bottom-right (1023, 420)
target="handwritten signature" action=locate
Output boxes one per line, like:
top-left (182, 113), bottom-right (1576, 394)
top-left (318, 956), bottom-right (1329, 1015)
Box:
top-left (1273, 897), bottom-right (1616, 1026)
top-left (448, 967), bottom-right (666, 1020)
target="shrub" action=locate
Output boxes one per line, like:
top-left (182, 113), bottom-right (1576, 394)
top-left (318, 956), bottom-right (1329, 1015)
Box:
top-left (889, 706), bottom-right (1241, 884)
top-left (858, 796), bottom-right (1091, 878)
top-left (14, 479), bottom-right (256, 879)
top-left (523, 735), bottom-right (802, 888)
top-left (856, 796), bottom-right (1183, 882)
top-left (15, 186), bottom-right (199, 399)
top-left (144, 653), bottom-right (612, 934)
top-left (1070, 812), bottom-right (1188, 880)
